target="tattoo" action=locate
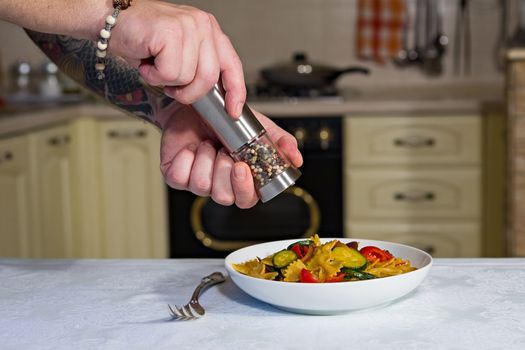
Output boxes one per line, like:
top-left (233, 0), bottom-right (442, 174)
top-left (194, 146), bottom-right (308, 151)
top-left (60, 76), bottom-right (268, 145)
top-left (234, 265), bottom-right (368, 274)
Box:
top-left (24, 29), bottom-right (177, 128)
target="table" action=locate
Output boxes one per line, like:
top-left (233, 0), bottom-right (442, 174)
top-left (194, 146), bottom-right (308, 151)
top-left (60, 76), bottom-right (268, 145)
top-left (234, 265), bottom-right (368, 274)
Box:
top-left (1, 259), bottom-right (525, 350)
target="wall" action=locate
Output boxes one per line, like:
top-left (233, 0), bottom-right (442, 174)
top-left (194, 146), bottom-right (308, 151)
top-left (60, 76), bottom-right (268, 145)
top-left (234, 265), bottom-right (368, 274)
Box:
top-left (0, 0), bottom-right (520, 89)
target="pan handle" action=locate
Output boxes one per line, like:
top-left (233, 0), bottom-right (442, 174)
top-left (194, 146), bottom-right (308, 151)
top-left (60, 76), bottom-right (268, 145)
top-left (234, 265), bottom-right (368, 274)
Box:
top-left (329, 67), bottom-right (370, 79)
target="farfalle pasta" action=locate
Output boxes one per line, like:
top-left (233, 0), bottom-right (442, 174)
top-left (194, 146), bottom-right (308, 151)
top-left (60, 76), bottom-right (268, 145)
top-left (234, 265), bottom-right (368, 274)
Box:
top-left (232, 235), bottom-right (416, 283)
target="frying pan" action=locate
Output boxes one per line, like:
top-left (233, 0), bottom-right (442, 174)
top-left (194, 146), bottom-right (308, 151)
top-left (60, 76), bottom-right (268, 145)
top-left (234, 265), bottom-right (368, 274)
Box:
top-left (260, 52), bottom-right (370, 90)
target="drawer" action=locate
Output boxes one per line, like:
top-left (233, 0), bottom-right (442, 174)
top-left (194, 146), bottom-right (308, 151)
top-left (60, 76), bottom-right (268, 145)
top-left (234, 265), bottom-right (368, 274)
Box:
top-left (345, 115), bottom-right (480, 165)
top-left (345, 222), bottom-right (481, 257)
top-left (347, 168), bottom-right (481, 219)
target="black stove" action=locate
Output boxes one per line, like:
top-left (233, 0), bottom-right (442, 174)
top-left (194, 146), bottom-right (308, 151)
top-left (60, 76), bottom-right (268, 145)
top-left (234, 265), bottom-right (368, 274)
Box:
top-left (247, 83), bottom-right (342, 102)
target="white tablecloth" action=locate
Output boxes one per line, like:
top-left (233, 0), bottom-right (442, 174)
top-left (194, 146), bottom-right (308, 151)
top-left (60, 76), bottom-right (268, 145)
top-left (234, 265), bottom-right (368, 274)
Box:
top-left (1, 259), bottom-right (525, 350)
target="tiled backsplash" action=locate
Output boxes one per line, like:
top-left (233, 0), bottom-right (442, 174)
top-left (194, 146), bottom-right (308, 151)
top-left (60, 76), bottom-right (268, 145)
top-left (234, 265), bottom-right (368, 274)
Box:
top-left (0, 0), bottom-right (520, 88)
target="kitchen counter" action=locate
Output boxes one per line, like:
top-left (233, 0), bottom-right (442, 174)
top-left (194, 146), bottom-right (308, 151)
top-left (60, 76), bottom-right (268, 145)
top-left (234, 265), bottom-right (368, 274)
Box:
top-left (1, 258), bottom-right (525, 350)
top-left (0, 83), bottom-right (503, 137)
top-left (251, 83), bottom-right (504, 117)
top-left (0, 102), bottom-right (131, 138)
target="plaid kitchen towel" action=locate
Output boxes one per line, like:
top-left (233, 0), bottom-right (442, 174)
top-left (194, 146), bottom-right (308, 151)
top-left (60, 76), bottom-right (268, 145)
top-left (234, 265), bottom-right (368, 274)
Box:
top-left (356, 0), bottom-right (407, 63)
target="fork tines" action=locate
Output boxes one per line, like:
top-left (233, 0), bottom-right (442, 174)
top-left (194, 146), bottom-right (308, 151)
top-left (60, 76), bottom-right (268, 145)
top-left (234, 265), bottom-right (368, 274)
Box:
top-left (168, 304), bottom-right (203, 320)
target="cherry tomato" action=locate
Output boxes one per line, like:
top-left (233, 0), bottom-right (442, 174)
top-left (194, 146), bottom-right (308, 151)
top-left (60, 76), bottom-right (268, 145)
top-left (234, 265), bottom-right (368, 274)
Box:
top-left (290, 244), bottom-right (304, 258)
top-left (300, 269), bottom-right (319, 283)
top-left (359, 246), bottom-right (394, 262)
top-left (326, 272), bottom-right (345, 283)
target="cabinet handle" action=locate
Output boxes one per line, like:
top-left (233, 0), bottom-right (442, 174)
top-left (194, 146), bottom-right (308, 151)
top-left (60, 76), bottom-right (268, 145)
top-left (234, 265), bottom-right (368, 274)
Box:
top-left (135, 129), bottom-right (147, 138)
top-left (108, 129), bottom-right (147, 139)
top-left (4, 151), bottom-right (13, 161)
top-left (48, 135), bottom-right (71, 146)
top-left (394, 190), bottom-right (435, 202)
top-left (393, 136), bottom-right (435, 148)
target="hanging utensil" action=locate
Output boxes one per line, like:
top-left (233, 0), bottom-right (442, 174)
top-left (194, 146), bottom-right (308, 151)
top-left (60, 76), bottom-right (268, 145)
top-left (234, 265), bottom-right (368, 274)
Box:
top-left (394, 0), bottom-right (418, 66)
top-left (393, 6), bottom-right (411, 66)
top-left (454, 0), bottom-right (471, 76)
top-left (434, 0), bottom-right (448, 57)
top-left (414, 0), bottom-right (427, 65)
top-left (421, 0), bottom-right (443, 76)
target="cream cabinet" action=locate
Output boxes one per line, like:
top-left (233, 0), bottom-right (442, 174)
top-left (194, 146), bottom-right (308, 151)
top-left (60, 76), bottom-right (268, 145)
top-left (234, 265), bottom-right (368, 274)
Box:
top-left (96, 120), bottom-right (167, 258)
top-left (29, 125), bottom-right (77, 258)
top-left (0, 117), bottom-right (168, 258)
top-left (348, 168), bottom-right (481, 220)
top-left (0, 135), bottom-right (34, 257)
top-left (344, 115), bottom-right (483, 257)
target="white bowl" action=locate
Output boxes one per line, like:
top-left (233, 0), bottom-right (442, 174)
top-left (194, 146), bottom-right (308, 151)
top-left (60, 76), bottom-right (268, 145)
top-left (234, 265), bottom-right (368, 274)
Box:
top-left (225, 238), bottom-right (432, 315)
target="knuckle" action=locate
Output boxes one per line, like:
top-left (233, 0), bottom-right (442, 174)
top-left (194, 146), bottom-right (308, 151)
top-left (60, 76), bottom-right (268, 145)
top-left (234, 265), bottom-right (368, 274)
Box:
top-left (191, 177), bottom-right (212, 194)
top-left (167, 169), bottom-right (188, 189)
top-left (198, 11), bottom-right (213, 27)
top-left (179, 12), bottom-right (198, 31)
top-left (206, 13), bottom-right (218, 26)
top-left (188, 9), bottom-right (212, 29)
top-left (177, 73), bottom-right (194, 86)
top-left (161, 69), bottom-right (182, 84)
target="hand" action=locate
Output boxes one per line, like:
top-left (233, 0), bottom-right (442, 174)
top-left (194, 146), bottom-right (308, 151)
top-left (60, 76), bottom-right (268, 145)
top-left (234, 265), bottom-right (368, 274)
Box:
top-left (158, 107), bottom-right (303, 209)
top-left (111, 1), bottom-right (245, 118)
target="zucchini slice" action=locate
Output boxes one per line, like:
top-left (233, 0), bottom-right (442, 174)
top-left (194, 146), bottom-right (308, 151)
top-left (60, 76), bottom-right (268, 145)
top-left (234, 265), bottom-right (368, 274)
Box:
top-left (342, 268), bottom-right (376, 280)
top-left (272, 249), bottom-right (298, 268)
top-left (332, 246), bottom-right (367, 269)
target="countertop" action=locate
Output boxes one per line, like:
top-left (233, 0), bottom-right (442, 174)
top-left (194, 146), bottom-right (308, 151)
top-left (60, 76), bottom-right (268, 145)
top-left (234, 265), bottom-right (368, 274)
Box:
top-left (0, 83), bottom-right (504, 138)
top-left (250, 83), bottom-right (504, 117)
top-left (1, 258), bottom-right (525, 350)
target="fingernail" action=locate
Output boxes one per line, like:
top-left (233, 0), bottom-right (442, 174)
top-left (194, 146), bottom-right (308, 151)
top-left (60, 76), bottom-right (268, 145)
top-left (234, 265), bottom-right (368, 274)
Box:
top-left (234, 164), bottom-right (246, 180)
top-left (235, 102), bottom-right (244, 117)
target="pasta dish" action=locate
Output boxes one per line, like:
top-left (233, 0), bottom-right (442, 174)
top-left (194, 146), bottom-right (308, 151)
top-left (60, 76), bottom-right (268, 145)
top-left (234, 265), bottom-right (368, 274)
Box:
top-left (232, 235), bottom-right (416, 283)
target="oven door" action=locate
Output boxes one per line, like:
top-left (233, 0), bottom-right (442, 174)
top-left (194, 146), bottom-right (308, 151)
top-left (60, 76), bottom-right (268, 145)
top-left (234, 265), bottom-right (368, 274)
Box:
top-left (169, 186), bottom-right (320, 258)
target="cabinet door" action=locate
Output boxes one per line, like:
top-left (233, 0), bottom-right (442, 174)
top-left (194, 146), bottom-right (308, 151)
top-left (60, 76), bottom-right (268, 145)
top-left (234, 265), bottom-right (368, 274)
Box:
top-left (0, 135), bottom-right (33, 257)
top-left (346, 222), bottom-right (481, 257)
top-left (98, 120), bottom-right (167, 258)
top-left (346, 115), bottom-right (481, 166)
top-left (30, 125), bottom-right (75, 258)
top-left (347, 168), bottom-right (481, 220)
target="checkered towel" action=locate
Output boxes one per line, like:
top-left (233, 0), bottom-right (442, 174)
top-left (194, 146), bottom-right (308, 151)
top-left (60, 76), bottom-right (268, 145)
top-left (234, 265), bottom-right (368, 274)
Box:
top-left (356, 0), bottom-right (407, 63)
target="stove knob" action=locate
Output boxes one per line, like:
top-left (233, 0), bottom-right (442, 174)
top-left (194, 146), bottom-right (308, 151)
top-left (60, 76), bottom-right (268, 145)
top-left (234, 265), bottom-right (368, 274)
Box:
top-left (293, 127), bottom-right (307, 149)
top-left (319, 127), bottom-right (331, 150)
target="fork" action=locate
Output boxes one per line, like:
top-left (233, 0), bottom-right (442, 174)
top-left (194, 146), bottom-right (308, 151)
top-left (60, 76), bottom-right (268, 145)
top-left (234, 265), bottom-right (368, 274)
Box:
top-left (168, 271), bottom-right (226, 320)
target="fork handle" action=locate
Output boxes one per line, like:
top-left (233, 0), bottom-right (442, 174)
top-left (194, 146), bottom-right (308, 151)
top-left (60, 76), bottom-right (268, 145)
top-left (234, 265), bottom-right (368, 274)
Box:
top-left (191, 272), bottom-right (226, 301)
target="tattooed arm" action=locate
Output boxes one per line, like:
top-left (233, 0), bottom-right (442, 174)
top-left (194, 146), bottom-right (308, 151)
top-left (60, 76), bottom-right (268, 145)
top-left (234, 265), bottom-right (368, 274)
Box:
top-left (2, 0), bottom-right (246, 117)
top-left (25, 30), bottom-right (302, 208)
top-left (25, 29), bottom-right (178, 129)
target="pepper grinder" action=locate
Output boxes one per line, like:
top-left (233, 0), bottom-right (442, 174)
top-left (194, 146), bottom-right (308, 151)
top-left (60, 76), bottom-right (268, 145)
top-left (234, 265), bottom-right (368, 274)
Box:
top-left (192, 84), bottom-right (301, 203)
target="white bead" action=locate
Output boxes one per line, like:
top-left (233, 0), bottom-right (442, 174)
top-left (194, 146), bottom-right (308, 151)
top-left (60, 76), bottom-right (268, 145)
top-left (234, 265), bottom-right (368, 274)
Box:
top-left (96, 50), bottom-right (107, 58)
top-left (97, 41), bottom-right (108, 50)
top-left (100, 29), bottom-right (111, 39)
top-left (95, 63), bottom-right (106, 71)
top-left (106, 15), bottom-right (117, 26)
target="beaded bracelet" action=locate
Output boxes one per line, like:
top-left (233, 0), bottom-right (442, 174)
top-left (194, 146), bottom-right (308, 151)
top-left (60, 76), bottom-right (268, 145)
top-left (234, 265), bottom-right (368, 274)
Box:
top-left (95, 0), bottom-right (133, 80)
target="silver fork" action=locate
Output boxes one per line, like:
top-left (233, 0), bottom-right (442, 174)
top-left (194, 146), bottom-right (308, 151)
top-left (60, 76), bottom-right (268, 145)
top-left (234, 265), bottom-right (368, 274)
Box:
top-left (168, 271), bottom-right (226, 320)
